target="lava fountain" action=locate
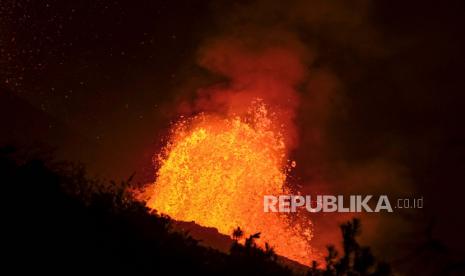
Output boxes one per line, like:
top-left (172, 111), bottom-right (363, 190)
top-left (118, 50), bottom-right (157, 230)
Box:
top-left (145, 101), bottom-right (314, 265)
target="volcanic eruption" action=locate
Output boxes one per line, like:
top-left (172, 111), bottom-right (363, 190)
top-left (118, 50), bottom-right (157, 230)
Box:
top-left (144, 36), bottom-right (317, 265)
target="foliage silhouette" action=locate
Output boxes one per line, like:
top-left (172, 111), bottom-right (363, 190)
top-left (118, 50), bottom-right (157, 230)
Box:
top-left (2, 146), bottom-right (393, 275)
top-left (306, 219), bottom-right (391, 276)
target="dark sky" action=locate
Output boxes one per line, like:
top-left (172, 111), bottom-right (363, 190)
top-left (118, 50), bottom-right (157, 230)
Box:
top-left (1, 0), bottom-right (465, 271)
top-left (1, 0), bottom-right (217, 180)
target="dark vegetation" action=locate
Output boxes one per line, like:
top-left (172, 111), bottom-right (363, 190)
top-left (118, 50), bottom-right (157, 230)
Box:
top-left (2, 146), bottom-right (391, 275)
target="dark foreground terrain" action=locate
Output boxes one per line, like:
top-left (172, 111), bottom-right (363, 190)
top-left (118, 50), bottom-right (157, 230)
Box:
top-left (2, 146), bottom-right (391, 275)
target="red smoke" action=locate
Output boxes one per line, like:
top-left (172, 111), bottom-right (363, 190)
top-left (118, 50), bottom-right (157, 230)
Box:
top-left (180, 32), bottom-right (311, 152)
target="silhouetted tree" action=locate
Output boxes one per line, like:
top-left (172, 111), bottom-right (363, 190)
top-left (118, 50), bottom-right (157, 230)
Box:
top-left (264, 242), bottom-right (277, 262)
top-left (325, 245), bottom-right (338, 275)
top-left (245, 232), bottom-right (261, 250)
top-left (232, 226), bottom-right (244, 241)
top-left (307, 260), bottom-right (321, 276)
top-left (311, 218), bottom-right (392, 276)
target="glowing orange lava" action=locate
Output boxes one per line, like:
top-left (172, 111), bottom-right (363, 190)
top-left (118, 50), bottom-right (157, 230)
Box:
top-left (145, 102), bottom-right (313, 265)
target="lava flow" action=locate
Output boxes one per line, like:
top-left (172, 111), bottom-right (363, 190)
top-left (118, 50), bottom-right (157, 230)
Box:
top-left (145, 102), bottom-right (314, 265)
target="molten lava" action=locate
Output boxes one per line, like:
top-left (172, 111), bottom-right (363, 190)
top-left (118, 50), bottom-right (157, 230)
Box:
top-left (146, 102), bottom-right (313, 264)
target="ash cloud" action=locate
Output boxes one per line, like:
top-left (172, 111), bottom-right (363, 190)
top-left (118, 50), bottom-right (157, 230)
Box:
top-left (182, 31), bottom-right (309, 150)
top-left (171, 0), bottom-right (417, 261)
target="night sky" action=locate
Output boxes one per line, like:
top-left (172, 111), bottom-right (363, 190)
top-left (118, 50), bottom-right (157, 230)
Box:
top-left (2, 0), bottom-right (465, 270)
